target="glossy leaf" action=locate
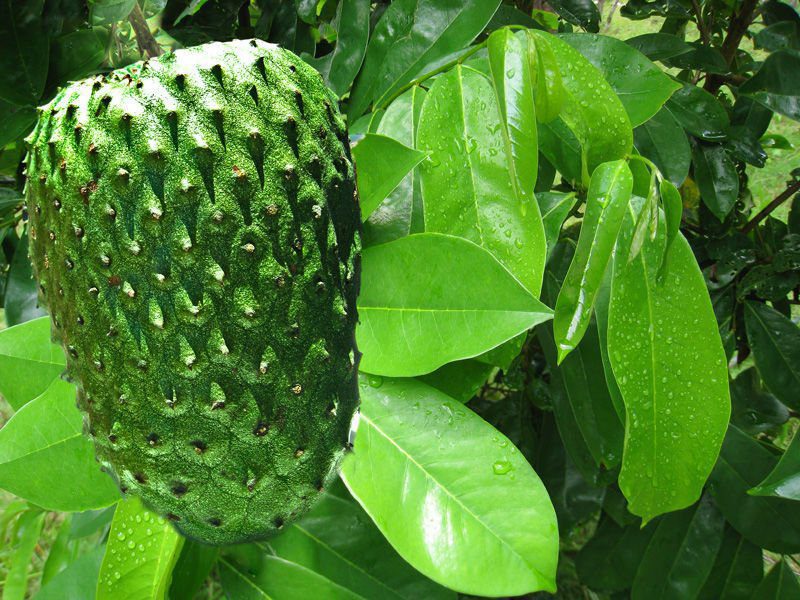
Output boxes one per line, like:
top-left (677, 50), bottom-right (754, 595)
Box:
top-left (538, 117), bottom-right (583, 184)
top-left (3, 510), bottom-right (45, 600)
top-left (341, 377), bottom-right (559, 596)
top-left (562, 33), bottom-right (680, 127)
top-left (269, 486), bottom-right (456, 599)
top-left (36, 546), bottom-right (105, 600)
top-left (698, 525), bottom-right (763, 600)
top-left (418, 65), bottom-right (546, 295)
top-left (554, 160), bottom-right (633, 360)
top-left (538, 191), bottom-right (576, 256)
top-left (0, 379), bottom-right (121, 511)
top-left (750, 430), bottom-right (800, 500)
top-left (660, 179), bottom-right (683, 256)
top-left (740, 50), bottom-right (800, 121)
top-left (666, 85), bottom-right (730, 141)
top-left (0, 3), bottom-right (48, 105)
top-left (549, 0), bottom-right (600, 32)
top-left (631, 494), bottom-right (725, 599)
top-left (608, 214), bottom-right (730, 522)
top-left (5, 231), bottom-right (47, 326)
top-left (634, 107), bottom-right (690, 187)
top-left (626, 33), bottom-right (694, 62)
top-left (306, 0), bottom-right (369, 97)
top-left (97, 497), bottom-right (183, 600)
top-left (745, 300), bottom-right (800, 411)
top-left (169, 540), bottom-right (220, 600)
top-left (752, 559), bottom-right (800, 600)
top-left (594, 271), bottom-right (626, 422)
top-left (527, 30), bottom-right (565, 124)
top-left (365, 86), bottom-right (427, 245)
top-left (352, 134), bottom-right (427, 222)
top-left (709, 426), bottom-right (800, 554)
top-left (693, 143), bottom-right (739, 221)
top-left (730, 368), bottom-right (789, 435)
top-left (356, 234), bottom-right (552, 377)
top-left (347, 0), bottom-right (501, 119)
top-left (417, 359), bottom-right (493, 403)
top-left (0, 316), bottom-right (65, 411)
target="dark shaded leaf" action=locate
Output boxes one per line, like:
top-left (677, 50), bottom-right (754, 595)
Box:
top-left (5, 231), bottom-right (46, 326)
top-left (698, 525), bottom-right (763, 599)
top-left (752, 559), bottom-right (800, 599)
top-left (549, 0), bottom-right (600, 32)
top-left (730, 368), bottom-right (790, 435)
top-left (693, 143), bottom-right (739, 221)
top-left (0, 3), bottom-right (49, 105)
top-left (666, 84), bottom-right (729, 141)
top-left (740, 50), bottom-right (800, 121)
top-left (634, 107), bottom-right (690, 186)
top-left (751, 429), bottom-right (800, 500)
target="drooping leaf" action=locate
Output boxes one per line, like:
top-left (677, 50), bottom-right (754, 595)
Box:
top-left (418, 64), bottom-right (546, 295)
top-left (537, 191), bottom-right (576, 256)
top-left (709, 426), bottom-right (800, 554)
top-left (562, 33), bottom-right (680, 127)
top-left (36, 546), bottom-right (106, 600)
top-left (347, 0), bottom-right (501, 120)
top-left (750, 430), bottom-right (800, 500)
top-left (356, 234), bottom-right (552, 377)
top-left (744, 300), bottom-right (800, 411)
top-left (305, 0), bottom-right (370, 97)
top-left (341, 377), bottom-right (559, 596)
top-left (0, 379), bottom-right (120, 511)
top-left (96, 497), bottom-right (183, 600)
top-left (693, 143), bottom-right (740, 221)
top-left (608, 212), bottom-right (730, 522)
top-left (740, 49), bottom-right (800, 121)
top-left (666, 84), bottom-right (730, 141)
top-left (554, 160), bottom-right (633, 359)
top-left (634, 107), bottom-right (690, 187)
top-left (352, 134), bottom-right (427, 222)
top-left (626, 33), bottom-right (694, 62)
top-left (698, 525), bottom-right (763, 600)
top-left (168, 540), bottom-right (220, 600)
top-left (3, 510), bottom-right (45, 600)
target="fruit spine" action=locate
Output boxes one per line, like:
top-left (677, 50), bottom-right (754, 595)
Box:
top-left (24, 39), bottom-right (361, 544)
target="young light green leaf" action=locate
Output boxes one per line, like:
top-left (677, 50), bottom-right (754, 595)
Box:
top-left (750, 430), bottom-right (800, 500)
top-left (352, 134), bottom-right (427, 222)
top-left (0, 379), bottom-right (120, 511)
top-left (0, 316), bottom-right (65, 411)
top-left (418, 64), bottom-right (547, 295)
top-left (751, 559), bottom-right (800, 600)
top-left (526, 30), bottom-right (565, 123)
top-left (561, 33), bottom-right (681, 127)
top-left (554, 159), bottom-right (633, 362)
top-left (341, 377), bottom-right (558, 596)
top-left (608, 216), bottom-right (729, 523)
top-left (305, 0), bottom-right (369, 97)
top-left (698, 525), bottom-right (763, 600)
top-left (693, 143), bottom-right (739, 221)
top-left (537, 192), bottom-right (576, 257)
top-left (634, 107), bottom-right (691, 187)
top-left (3, 510), bottom-right (45, 600)
top-left (744, 301), bottom-right (800, 411)
top-left (356, 233), bottom-right (553, 377)
top-left (269, 485), bottom-right (456, 599)
top-left (37, 546), bottom-right (106, 600)
top-left (96, 497), bottom-right (183, 600)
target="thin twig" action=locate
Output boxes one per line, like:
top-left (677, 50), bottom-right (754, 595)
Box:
top-left (741, 179), bottom-right (800, 234)
top-left (128, 3), bottom-right (162, 58)
top-left (691, 0), bottom-right (710, 45)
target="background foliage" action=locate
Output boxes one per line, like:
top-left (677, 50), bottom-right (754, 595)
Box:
top-left (1, 0), bottom-right (800, 598)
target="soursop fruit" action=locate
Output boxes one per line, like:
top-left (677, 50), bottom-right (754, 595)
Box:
top-left (24, 39), bottom-right (361, 545)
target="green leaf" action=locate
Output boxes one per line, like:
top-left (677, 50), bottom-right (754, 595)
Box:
top-left (96, 497), bottom-right (183, 600)
top-left (666, 84), bottom-right (729, 141)
top-left (36, 546), bottom-right (106, 600)
top-left (364, 86), bottom-right (427, 245)
top-left (0, 99), bottom-right (36, 147)
top-left (352, 134), bottom-right (427, 223)
top-left (756, 21), bottom-right (800, 52)
top-left (268, 485), bottom-right (456, 599)
top-left (698, 525), bottom-right (763, 600)
top-left (305, 0), bottom-right (369, 97)
top-left (634, 107), bottom-right (690, 187)
top-left (0, 3), bottom-right (49, 105)
top-left (341, 377), bottom-right (558, 596)
top-left (168, 540), bottom-right (220, 600)
top-left (730, 368), bottom-right (789, 435)
top-left (41, 514), bottom-right (77, 585)
top-left (752, 559), bottom-right (800, 600)
top-left (554, 160), bottom-right (633, 360)
top-left (744, 301), bottom-right (800, 411)
top-left (527, 31), bottom-right (565, 124)
top-left (693, 143), bottom-right (739, 221)
top-left (417, 359), bottom-right (493, 403)
top-left (530, 31), bottom-right (632, 182)
top-left (5, 231), bottom-right (47, 326)
top-left (562, 34), bottom-right (680, 127)
top-left (660, 179), bottom-right (683, 257)
top-left (626, 33), bottom-right (694, 62)
top-left (3, 510), bottom-right (45, 600)
top-left (347, 0), bottom-right (501, 120)
top-left (89, 0), bottom-right (136, 25)
top-left (0, 316), bottom-right (65, 411)
top-left (750, 430), bottom-right (800, 500)
top-left (538, 191), bottom-right (576, 257)
top-left (49, 28), bottom-right (108, 84)
top-left (418, 65), bottom-right (546, 295)
top-left (631, 494), bottom-right (725, 599)
top-left (608, 216), bottom-right (730, 522)
top-left (740, 50), bottom-right (800, 121)
top-left (549, 0), bottom-right (600, 32)
top-left (0, 379), bottom-right (120, 511)
top-left (708, 426), bottom-right (800, 554)
top-left (356, 233), bottom-right (552, 377)
top-left (70, 505), bottom-right (117, 539)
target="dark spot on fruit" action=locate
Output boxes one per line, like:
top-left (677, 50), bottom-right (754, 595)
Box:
top-left (108, 275), bottom-right (121, 286)
top-left (171, 482), bottom-right (188, 496)
top-left (190, 440), bottom-right (206, 454)
top-left (167, 513), bottom-right (181, 522)
top-left (68, 345), bottom-right (78, 358)
top-left (75, 226), bottom-right (84, 238)
top-left (294, 448), bottom-right (304, 458)
top-left (209, 517), bottom-right (222, 527)
top-left (253, 421), bottom-right (269, 437)
top-left (77, 315), bottom-right (84, 325)
top-left (134, 472), bottom-right (147, 484)
top-left (147, 433), bottom-right (159, 446)
top-left (273, 517), bottom-right (284, 529)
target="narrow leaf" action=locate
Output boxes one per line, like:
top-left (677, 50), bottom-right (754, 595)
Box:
top-left (3, 510), bottom-right (45, 600)
top-left (169, 540), bottom-right (220, 600)
top-left (752, 559), bottom-right (800, 600)
top-left (538, 191), bottom-right (576, 257)
top-left (698, 525), bottom-right (763, 599)
top-left (750, 430), bottom-right (800, 499)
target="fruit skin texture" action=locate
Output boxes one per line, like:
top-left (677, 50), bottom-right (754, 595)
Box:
top-left (25, 39), bottom-right (361, 545)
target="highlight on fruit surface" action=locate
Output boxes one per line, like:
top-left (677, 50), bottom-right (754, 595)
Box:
top-left (24, 39), bottom-right (362, 545)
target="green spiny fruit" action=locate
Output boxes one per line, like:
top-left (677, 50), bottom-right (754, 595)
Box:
top-left (24, 39), bottom-right (361, 545)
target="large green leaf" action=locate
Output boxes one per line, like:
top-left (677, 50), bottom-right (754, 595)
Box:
top-left (418, 65), bottom-right (546, 295)
top-left (626, 33), bottom-right (694, 62)
top-left (347, 0), bottom-right (501, 119)
top-left (709, 426), bottom-right (800, 554)
top-left (269, 485), bottom-right (455, 599)
top-left (49, 28), bottom-right (107, 84)
top-left (698, 525), bottom-right (763, 599)
top-left (0, 316), bottom-right (65, 411)
top-left (0, 379), bottom-right (120, 511)
top-left (750, 430), bottom-right (800, 500)
top-left (0, 3), bottom-right (48, 105)
top-left (730, 368), bottom-right (790, 435)
top-left (168, 540), bottom-right (220, 600)
top-left (549, 0), bottom-right (600, 32)
top-left (666, 84), bottom-right (729, 141)
top-left (608, 212), bottom-right (730, 522)
top-left (305, 0), bottom-right (369, 97)
top-left (356, 233), bottom-right (553, 377)
top-left (631, 494), bottom-right (725, 599)
top-left (341, 377), bottom-right (558, 596)
top-left (634, 107), bottom-right (691, 187)
top-left (744, 300), bottom-right (800, 411)
top-left (740, 50), bottom-right (800, 121)
top-left (554, 160), bottom-right (633, 359)
top-left (96, 498), bottom-right (183, 600)
top-left (561, 33), bottom-right (680, 127)
top-left (352, 134), bottom-right (427, 222)
top-left (36, 546), bottom-right (105, 600)
top-left (693, 143), bottom-right (739, 221)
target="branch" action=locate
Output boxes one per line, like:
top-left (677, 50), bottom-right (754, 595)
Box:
top-left (128, 3), bottom-right (162, 58)
top-left (741, 179), bottom-right (800, 234)
top-left (704, 0), bottom-right (759, 95)
top-left (691, 0), bottom-right (710, 45)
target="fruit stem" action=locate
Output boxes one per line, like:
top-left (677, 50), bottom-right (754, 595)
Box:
top-left (128, 3), bottom-right (163, 58)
